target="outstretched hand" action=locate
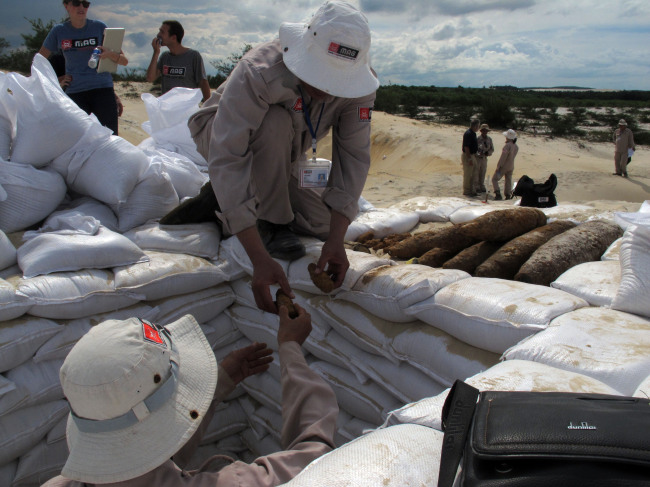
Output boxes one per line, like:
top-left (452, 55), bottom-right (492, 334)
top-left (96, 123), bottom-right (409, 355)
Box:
top-left (220, 342), bottom-right (273, 385)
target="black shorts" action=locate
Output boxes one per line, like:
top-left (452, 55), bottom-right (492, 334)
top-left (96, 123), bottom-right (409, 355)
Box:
top-left (68, 87), bottom-right (118, 135)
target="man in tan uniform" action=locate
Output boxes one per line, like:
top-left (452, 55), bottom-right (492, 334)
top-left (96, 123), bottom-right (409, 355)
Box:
top-left (474, 123), bottom-right (494, 195)
top-left (613, 118), bottom-right (635, 178)
top-left (187, 1), bottom-right (379, 315)
top-left (42, 303), bottom-right (339, 487)
top-left (492, 129), bottom-right (519, 200)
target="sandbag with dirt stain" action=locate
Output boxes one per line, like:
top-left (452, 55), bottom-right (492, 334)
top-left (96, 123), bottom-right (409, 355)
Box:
top-left (514, 220), bottom-right (623, 286)
top-left (459, 207), bottom-right (547, 242)
top-left (475, 220), bottom-right (577, 279)
top-left (442, 241), bottom-right (504, 274)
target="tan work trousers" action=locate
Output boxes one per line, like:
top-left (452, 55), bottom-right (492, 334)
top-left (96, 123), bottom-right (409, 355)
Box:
top-left (614, 151), bottom-right (628, 176)
top-left (461, 153), bottom-right (478, 195)
top-left (492, 169), bottom-right (513, 197)
top-left (474, 156), bottom-right (488, 193)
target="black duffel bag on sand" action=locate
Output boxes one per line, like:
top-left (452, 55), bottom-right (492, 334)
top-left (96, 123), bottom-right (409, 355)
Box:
top-left (513, 174), bottom-right (558, 208)
top-left (438, 380), bottom-right (650, 487)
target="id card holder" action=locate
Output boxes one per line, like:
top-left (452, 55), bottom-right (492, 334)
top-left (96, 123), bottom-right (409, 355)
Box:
top-left (299, 158), bottom-right (331, 189)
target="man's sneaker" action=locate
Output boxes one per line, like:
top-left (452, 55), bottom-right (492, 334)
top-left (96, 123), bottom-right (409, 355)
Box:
top-left (258, 220), bottom-right (306, 261)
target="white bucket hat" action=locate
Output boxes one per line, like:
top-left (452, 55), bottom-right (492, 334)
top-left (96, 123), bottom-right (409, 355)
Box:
top-left (503, 129), bottom-right (517, 140)
top-left (60, 315), bottom-right (218, 483)
top-left (279, 0), bottom-right (379, 98)
top-left (618, 119), bottom-right (627, 126)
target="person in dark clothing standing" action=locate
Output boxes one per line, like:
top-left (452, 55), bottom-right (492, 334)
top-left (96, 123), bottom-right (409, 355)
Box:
top-left (461, 119), bottom-right (480, 196)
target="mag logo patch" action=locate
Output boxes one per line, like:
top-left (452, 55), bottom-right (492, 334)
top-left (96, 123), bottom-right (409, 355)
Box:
top-left (327, 42), bottom-right (359, 61)
top-left (140, 319), bottom-right (167, 347)
top-left (358, 107), bottom-right (372, 122)
top-left (162, 65), bottom-right (186, 77)
top-left (72, 37), bottom-right (98, 48)
top-left (292, 97), bottom-right (304, 112)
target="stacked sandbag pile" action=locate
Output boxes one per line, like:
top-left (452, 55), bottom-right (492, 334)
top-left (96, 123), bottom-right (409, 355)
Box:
top-left (2, 57), bottom-right (650, 486)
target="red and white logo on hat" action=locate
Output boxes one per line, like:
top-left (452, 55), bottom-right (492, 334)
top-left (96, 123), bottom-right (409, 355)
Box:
top-left (328, 42), bottom-right (359, 61)
top-left (358, 107), bottom-right (372, 122)
top-left (141, 319), bottom-right (166, 347)
top-left (62, 39), bottom-right (72, 50)
top-left (292, 97), bottom-right (304, 112)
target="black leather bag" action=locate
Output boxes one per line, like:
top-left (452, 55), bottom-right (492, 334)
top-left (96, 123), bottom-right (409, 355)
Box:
top-left (438, 380), bottom-right (650, 487)
top-left (513, 174), bottom-right (557, 208)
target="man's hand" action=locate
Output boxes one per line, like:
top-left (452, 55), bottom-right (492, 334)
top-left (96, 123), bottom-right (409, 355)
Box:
top-left (251, 254), bottom-right (294, 314)
top-left (58, 74), bottom-right (72, 90)
top-left (315, 238), bottom-right (349, 290)
top-left (151, 37), bottom-right (161, 53)
top-left (115, 94), bottom-right (123, 117)
top-left (277, 303), bottom-right (312, 345)
top-left (220, 342), bottom-right (273, 386)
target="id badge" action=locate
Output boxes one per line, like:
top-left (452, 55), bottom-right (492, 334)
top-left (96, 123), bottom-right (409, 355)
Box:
top-left (299, 158), bottom-right (331, 189)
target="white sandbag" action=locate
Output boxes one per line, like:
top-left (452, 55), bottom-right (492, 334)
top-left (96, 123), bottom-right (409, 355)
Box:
top-left (503, 307), bottom-right (650, 396)
top-left (7, 54), bottom-right (98, 167)
top-left (238, 394), bottom-right (270, 440)
top-left (611, 224), bottom-right (650, 318)
top-left (46, 196), bottom-right (119, 233)
top-left (390, 321), bottom-right (500, 387)
top-left (110, 162), bottom-right (180, 232)
top-left (142, 88), bottom-right (206, 165)
top-left (448, 203), bottom-right (513, 224)
top-left (18, 225), bottom-right (149, 278)
top-left (46, 415), bottom-right (68, 445)
top-left (351, 346), bottom-right (447, 404)
top-left (33, 303), bottom-right (154, 363)
top-left (241, 429), bottom-right (282, 457)
top-left (123, 222), bottom-right (221, 260)
top-left (311, 361), bottom-right (402, 425)
top-left (114, 251), bottom-right (227, 301)
top-left (283, 424), bottom-right (443, 487)
top-left (614, 200), bottom-right (650, 231)
top-left (5, 358), bottom-right (64, 409)
top-left (0, 399), bottom-right (69, 465)
top-left (220, 235), bottom-right (292, 278)
top-left (0, 161), bottom-right (67, 233)
top-left (0, 229), bottom-right (17, 270)
top-left (16, 269), bottom-right (141, 320)
top-left (601, 237), bottom-right (622, 261)
top-left (240, 372), bottom-right (283, 413)
top-left (147, 284), bottom-right (235, 325)
top-left (337, 416), bottom-right (375, 444)
top-left (213, 244), bottom-right (247, 282)
top-left (384, 360), bottom-right (621, 431)
top-left (140, 146), bottom-right (207, 200)
top-left (389, 196), bottom-right (482, 223)
top-left (336, 264), bottom-right (469, 322)
top-left (247, 404), bottom-right (283, 442)
top-left (13, 437), bottom-right (68, 487)
top-left (551, 260), bottom-right (621, 307)
top-left (226, 304), bottom-right (280, 351)
top-left (201, 313), bottom-right (244, 351)
top-left (540, 204), bottom-right (597, 222)
top-left (0, 276), bottom-right (33, 322)
top-left (634, 375), bottom-right (650, 399)
top-left (304, 327), bottom-right (369, 384)
top-left (344, 208), bottom-right (420, 241)
top-left (311, 298), bottom-right (405, 364)
top-left (0, 374), bottom-right (28, 418)
top-left (0, 316), bottom-right (61, 372)
top-left (288, 244), bottom-right (393, 294)
top-left (0, 462), bottom-right (17, 487)
top-left (200, 400), bottom-right (249, 444)
top-left (405, 277), bottom-right (589, 354)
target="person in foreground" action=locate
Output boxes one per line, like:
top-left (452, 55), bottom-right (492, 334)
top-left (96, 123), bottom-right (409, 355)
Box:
top-left (146, 20), bottom-right (211, 103)
top-left (492, 129), bottom-right (519, 200)
top-left (612, 118), bottom-right (635, 178)
top-left (185, 1), bottom-right (379, 314)
top-left (42, 304), bottom-right (339, 486)
top-left (38, 0), bottom-right (128, 134)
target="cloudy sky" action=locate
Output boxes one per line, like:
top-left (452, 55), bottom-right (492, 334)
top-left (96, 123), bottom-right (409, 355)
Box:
top-left (2, 0), bottom-right (649, 90)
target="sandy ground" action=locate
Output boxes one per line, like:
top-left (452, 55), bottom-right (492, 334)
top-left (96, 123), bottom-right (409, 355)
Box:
top-left (116, 81), bottom-right (648, 214)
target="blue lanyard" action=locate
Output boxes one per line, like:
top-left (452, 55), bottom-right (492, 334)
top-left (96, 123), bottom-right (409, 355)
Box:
top-left (298, 86), bottom-right (325, 160)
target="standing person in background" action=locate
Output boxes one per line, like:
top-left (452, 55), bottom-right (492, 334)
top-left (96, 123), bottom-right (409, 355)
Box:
top-left (146, 20), bottom-right (211, 103)
top-left (474, 123), bottom-right (494, 195)
top-left (461, 119), bottom-right (480, 197)
top-left (492, 129), bottom-right (519, 200)
top-left (38, 0), bottom-right (128, 135)
top-left (613, 119), bottom-right (635, 178)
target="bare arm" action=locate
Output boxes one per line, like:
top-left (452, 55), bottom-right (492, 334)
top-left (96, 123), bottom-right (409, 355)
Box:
top-left (146, 37), bottom-right (161, 82)
top-left (315, 210), bottom-right (350, 289)
top-left (38, 46), bottom-right (52, 59)
top-left (199, 78), bottom-right (211, 103)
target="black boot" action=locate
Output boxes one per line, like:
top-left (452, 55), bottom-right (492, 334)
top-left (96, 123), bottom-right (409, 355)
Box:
top-left (159, 182), bottom-right (221, 226)
top-left (494, 191), bottom-right (503, 201)
top-left (257, 220), bottom-right (306, 261)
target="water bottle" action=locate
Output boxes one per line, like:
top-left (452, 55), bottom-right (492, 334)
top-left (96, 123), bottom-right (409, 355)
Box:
top-left (88, 47), bottom-right (101, 69)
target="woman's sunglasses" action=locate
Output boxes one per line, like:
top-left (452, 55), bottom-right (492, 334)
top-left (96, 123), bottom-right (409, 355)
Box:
top-left (70, 0), bottom-right (91, 7)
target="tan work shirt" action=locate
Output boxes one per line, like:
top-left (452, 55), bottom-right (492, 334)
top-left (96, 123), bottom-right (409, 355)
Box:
top-left (43, 342), bottom-right (338, 487)
top-left (477, 135), bottom-right (494, 158)
top-left (188, 40), bottom-right (376, 235)
top-left (614, 127), bottom-right (635, 154)
top-left (496, 140), bottom-right (518, 173)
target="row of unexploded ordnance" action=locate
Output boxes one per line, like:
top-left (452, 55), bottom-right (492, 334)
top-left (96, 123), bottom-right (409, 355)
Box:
top-left (360, 208), bottom-right (623, 287)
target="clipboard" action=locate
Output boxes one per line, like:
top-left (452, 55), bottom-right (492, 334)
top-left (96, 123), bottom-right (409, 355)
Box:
top-left (97, 27), bottom-right (125, 73)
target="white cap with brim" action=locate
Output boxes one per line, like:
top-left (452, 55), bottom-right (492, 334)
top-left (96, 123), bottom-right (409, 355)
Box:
top-left (503, 129), bottom-right (517, 140)
top-left (60, 315), bottom-right (218, 483)
top-left (279, 0), bottom-right (379, 98)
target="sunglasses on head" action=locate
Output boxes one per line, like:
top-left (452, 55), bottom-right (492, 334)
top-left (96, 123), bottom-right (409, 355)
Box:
top-left (70, 0), bottom-right (91, 7)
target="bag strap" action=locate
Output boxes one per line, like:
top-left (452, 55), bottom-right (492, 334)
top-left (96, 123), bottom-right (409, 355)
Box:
top-left (438, 380), bottom-right (480, 487)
